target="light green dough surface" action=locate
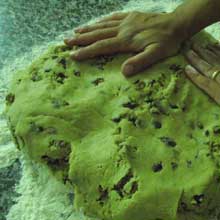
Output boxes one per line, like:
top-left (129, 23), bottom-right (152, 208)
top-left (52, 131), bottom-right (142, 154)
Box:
top-left (4, 30), bottom-right (220, 220)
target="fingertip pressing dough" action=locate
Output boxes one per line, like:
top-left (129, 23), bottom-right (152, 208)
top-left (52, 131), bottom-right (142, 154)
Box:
top-left (4, 30), bottom-right (220, 220)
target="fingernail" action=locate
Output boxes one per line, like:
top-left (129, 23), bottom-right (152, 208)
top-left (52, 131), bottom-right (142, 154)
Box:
top-left (123, 65), bottom-right (134, 76)
top-left (185, 65), bottom-right (198, 75)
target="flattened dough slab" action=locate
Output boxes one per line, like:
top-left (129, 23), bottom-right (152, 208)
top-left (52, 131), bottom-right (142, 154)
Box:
top-left (4, 30), bottom-right (220, 220)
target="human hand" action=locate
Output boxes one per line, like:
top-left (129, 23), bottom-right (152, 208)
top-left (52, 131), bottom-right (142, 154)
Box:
top-left (184, 41), bottom-right (220, 105)
top-left (64, 11), bottom-right (187, 77)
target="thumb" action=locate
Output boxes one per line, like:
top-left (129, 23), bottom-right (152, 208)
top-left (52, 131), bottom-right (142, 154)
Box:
top-left (121, 43), bottom-right (167, 77)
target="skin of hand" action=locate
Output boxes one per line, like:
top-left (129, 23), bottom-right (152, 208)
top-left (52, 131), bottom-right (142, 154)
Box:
top-left (64, 11), bottom-right (188, 77)
top-left (184, 41), bottom-right (220, 105)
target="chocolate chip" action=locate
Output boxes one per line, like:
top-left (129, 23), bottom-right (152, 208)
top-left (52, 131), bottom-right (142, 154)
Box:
top-left (41, 155), bottom-right (68, 169)
top-left (193, 194), bottom-right (204, 205)
top-left (52, 55), bottom-right (58, 59)
top-left (133, 79), bottom-right (140, 84)
top-left (36, 126), bottom-right (43, 132)
top-left (144, 97), bottom-right (154, 103)
top-left (205, 130), bottom-right (210, 137)
top-left (169, 103), bottom-right (179, 109)
top-left (216, 176), bottom-right (220, 183)
top-left (73, 70), bottom-right (81, 77)
top-left (58, 140), bottom-right (69, 148)
top-left (152, 162), bottom-right (163, 172)
top-left (213, 125), bottom-right (220, 135)
top-left (17, 79), bottom-right (22, 84)
top-left (171, 162), bottom-right (178, 170)
top-left (148, 79), bottom-right (156, 87)
top-left (5, 93), bottom-right (15, 105)
top-left (186, 133), bottom-right (193, 139)
top-left (197, 121), bottom-right (204, 129)
top-left (51, 99), bottom-right (69, 108)
top-left (122, 101), bottom-right (138, 109)
top-left (180, 202), bottom-right (188, 211)
top-left (96, 185), bottom-right (108, 205)
top-left (160, 137), bottom-right (176, 147)
top-left (186, 160), bottom-right (192, 168)
top-left (130, 181), bottom-right (138, 194)
top-left (117, 127), bottom-right (122, 134)
top-left (152, 100), bottom-right (168, 115)
top-left (29, 122), bottom-right (44, 133)
top-left (92, 77), bottom-right (104, 86)
top-left (49, 139), bottom-right (71, 148)
top-left (169, 64), bottom-right (182, 72)
top-left (152, 120), bottom-right (162, 129)
top-left (112, 117), bottom-right (121, 123)
top-left (52, 99), bottom-right (61, 108)
top-left (54, 72), bottom-right (67, 84)
top-left (63, 175), bottom-right (70, 184)
top-left (209, 142), bottom-right (220, 153)
top-left (59, 58), bottom-right (67, 69)
top-left (182, 106), bottom-right (187, 112)
top-left (128, 115), bottom-right (137, 126)
top-left (63, 101), bottom-right (69, 106)
top-left (112, 168), bottom-right (133, 198)
top-left (150, 107), bottom-right (161, 115)
top-left (45, 69), bottom-right (51, 73)
top-left (158, 80), bottom-right (165, 87)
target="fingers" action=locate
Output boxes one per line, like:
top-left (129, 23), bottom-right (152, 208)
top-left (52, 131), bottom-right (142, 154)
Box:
top-left (185, 65), bottom-right (220, 105)
top-left (65, 27), bottom-right (118, 46)
top-left (205, 43), bottom-right (220, 57)
top-left (121, 43), bottom-right (167, 77)
top-left (69, 37), bottom-right (120, 60)
top-left (95, 12), bottom-right (129, 23)
top-left (184, 49), bottom-right (213, 78)
top-left (74, 20), bottom-right (120, 34)
top-left (192, 42), bottom-right (219, 66)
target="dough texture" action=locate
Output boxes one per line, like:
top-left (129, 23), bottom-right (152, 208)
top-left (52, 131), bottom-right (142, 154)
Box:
top-left (4, 31), bottom-right (220, 220)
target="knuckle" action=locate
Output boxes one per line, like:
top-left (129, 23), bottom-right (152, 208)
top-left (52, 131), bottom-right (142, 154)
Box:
top-left (109, 37), bottom-right (119, 43)
top-left (94, 29), bottom-right (104, 35)
top-left (95, 38), bottom-right (113, 47)
top-left (117, 31), bottom-right (132, 42)
top-left (103, 23), bottom-right (110, 28)
top-left (130, 40), bottom-right (144, 52)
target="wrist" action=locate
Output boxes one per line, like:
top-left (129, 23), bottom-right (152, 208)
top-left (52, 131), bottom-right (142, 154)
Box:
top-left (171, 0), bottom-right (220, 41)
top-left (168, 11), bottom-right (191, 42)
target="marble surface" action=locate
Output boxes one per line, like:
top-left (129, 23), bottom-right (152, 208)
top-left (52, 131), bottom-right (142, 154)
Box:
top-left (0, 0), bottom-right (130, 69)
top-left (0, 159), bottom-right (21, 220)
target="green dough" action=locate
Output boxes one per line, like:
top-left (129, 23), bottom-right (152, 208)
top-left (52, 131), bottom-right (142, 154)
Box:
top-left (4, 30), bottom-right (220, 220)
